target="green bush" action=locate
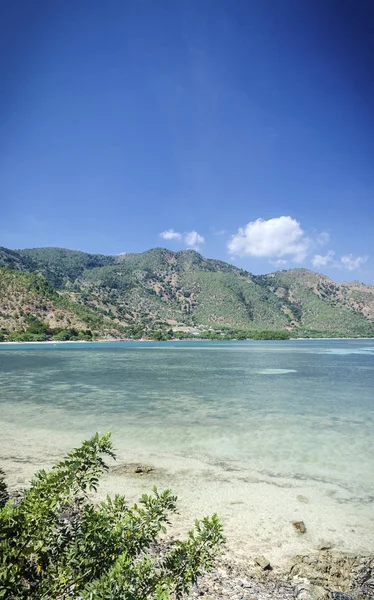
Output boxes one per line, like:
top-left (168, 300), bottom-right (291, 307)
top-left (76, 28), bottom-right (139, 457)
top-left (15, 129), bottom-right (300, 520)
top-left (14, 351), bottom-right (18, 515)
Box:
top-left (0, 433), bottom-right (224, 599)
top-left (25, 317), bottom-right (51, 336)
top-left (52, 329), bottom-right (73, 341)
top-left (250, 330), bottom-right (290, 340)
top-left (235, 331), bottom-right (248, 340)
top-left (8, 332), bottom-right (49, 342)
top-left (151, 330), bottom-right (171, 341)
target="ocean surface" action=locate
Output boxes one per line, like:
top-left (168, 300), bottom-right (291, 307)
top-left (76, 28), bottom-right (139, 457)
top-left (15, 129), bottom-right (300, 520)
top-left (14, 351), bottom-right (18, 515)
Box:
top-left (1, 339), bottom-right (373, 564)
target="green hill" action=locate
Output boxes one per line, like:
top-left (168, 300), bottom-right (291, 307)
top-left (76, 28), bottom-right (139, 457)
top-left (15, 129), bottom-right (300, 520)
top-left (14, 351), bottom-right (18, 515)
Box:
top-left (258, 269), bottom-right (374, 336)
top-left (0, 246), bottom-right (373, 339)
top-left (73, 248), bottom-right (291, 329)
top-left (0, 267), bottom-right (124, 341)
top-left (0, 247), bottom-right (37, 272)
top-left (18, 247), bottom-right (115, 288)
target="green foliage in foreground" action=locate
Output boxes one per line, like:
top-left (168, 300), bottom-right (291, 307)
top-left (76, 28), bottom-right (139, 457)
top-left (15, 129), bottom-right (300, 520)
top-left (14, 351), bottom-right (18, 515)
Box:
top-left (0, 434), bottom-right (224, 599)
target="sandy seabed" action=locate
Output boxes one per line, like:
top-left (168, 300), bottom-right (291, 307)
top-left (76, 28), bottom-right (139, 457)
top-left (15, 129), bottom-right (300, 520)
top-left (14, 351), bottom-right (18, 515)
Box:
top-left (1, 423), bottom-right (373, 570)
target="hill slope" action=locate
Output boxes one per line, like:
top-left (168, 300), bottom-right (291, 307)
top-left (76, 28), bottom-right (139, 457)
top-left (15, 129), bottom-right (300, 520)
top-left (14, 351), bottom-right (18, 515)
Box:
top-left (0, 267), bottom-right (124, 340)
top-left (18, 247), bottom-right (115, 288)
top-left (258, 269), bottom-right (374, 335)
top-left (0, 246), bottom-right (373, 337)
top-left (72, 248), bottom-right (291, 329)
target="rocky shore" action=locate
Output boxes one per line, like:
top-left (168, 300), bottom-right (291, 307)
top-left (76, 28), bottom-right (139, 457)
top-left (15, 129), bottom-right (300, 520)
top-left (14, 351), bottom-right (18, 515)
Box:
top-left (111, 463), bottom-right (374, 600)
top-left (184, 551), bottom-right (374, 600)
top-left (6, 461), bottom-right (374, 599)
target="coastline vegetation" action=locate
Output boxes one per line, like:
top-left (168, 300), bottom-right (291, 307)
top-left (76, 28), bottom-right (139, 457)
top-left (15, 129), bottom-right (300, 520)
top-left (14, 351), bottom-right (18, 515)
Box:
top-left (0, 434), bottom-right (224, 599)
top-left (150, 328), bottom-right (291, 341)
top-left (2, 322), bottom-right (374, 342)
top-left (2, 316), bottom-right (93, 342)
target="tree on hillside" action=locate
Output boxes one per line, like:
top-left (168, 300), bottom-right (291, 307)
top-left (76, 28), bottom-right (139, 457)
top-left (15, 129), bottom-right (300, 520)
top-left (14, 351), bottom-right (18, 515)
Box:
top-left (0, 434), bottom-right (224, 599)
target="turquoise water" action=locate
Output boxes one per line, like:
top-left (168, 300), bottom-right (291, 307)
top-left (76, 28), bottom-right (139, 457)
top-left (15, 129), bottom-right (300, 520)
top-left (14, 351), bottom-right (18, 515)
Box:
top-left (1, 339), bottom-right (373, 562)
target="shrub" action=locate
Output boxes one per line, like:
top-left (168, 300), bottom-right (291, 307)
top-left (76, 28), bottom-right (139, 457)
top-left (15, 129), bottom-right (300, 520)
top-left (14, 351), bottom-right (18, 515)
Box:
top-left (151, 330), bottom-right (169, 341)
top-left (8, 332), bottom-right (49, 342)
top-left (52, 329), bottom-right (73, 341)
top-left (250, 330), bottom-right (290, 340)
top-left (0, 433), bottom-right (224, 599)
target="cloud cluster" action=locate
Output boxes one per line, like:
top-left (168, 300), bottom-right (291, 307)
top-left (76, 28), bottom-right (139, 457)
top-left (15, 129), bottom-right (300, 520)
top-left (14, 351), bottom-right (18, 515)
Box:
top-left (227, 215), bottom-right (368, 272)
top-left (159, 229), bottom-right (182, 240)
top-left (340, 254), bottom-right (368, 271)
top-left (311, 250), bottom-right (336, 269)
top-left (184, 231), bottom-right (205, 247)
top-left (160, 216), bottom-right (368, 273)
top-left (160, 229), bottom-right (205, 249)
top-left (228, 216), bottom-right (310, 263)
top-left (271, 259), bottom-right (288, 268)
top-left (312, 251), bottom-right (368, 271)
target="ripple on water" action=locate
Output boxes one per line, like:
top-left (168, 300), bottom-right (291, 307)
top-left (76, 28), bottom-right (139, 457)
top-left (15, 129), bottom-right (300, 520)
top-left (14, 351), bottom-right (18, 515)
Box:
top-left (322, 348), bottom-right (374, 355)
top-left (255, 368), bottom-right (297, 375)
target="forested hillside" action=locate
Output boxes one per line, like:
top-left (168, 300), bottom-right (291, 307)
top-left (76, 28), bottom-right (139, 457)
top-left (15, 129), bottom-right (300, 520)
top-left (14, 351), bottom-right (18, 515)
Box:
top-left (0, 245), bottom-right (373, 339)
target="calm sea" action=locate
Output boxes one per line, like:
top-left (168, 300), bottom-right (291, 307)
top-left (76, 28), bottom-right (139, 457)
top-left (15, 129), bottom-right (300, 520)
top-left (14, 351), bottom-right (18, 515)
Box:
top-left (1, 339), bottom-right (373, 563)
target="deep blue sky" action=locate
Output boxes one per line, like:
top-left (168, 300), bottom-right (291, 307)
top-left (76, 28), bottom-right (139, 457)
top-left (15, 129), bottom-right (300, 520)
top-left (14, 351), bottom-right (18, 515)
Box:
top-left (1, 0), bottom-right (373, 282)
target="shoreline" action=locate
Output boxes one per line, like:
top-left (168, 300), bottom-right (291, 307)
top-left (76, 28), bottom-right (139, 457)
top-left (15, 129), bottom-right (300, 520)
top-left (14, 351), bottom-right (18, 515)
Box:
top-left (4, 458), bottom-right (373, 599)
top-left (2, 425), bottom-right (373, 569)
top-left (1, 336), bottom-right (374, 346)
top-left (183, 549), bottom-right (374, 600)
top-left (5, 452), bottom-right (373, 600)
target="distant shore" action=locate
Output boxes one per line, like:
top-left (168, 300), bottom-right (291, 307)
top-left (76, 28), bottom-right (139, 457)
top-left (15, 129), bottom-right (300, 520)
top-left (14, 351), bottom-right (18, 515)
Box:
top-left (1, 337), bottom-right (374, 346)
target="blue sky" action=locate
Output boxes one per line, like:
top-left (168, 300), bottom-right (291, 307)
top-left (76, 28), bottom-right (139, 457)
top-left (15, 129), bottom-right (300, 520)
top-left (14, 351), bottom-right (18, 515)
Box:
top-left (1, 0), bottom-right (373, 282)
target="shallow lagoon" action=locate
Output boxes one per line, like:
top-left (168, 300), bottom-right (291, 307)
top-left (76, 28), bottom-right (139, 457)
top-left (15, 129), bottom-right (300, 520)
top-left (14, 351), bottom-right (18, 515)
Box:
top-left (1, 340), bottom-right (373, 564)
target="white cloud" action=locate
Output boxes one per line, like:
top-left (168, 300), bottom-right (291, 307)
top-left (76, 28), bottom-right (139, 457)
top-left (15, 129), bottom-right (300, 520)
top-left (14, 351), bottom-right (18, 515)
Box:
top-left (159, 228), bottom-right (205, 249)
top-left (228, 216), bottom-right (310, 263)
top-left (316, 232), bottom-right (330, 246)
top-left (311, 250), bottom-right (335, 269)
top-left (184, 230), bottom-right (205, 248)
top-left (271, 259), bottom-right (288, 268)
top-left (160, 229), bottom-right (182, 240)
top-left (311, 251), bottom-right (368, 271)
top-left (340, 254), bottom-right (368, 271)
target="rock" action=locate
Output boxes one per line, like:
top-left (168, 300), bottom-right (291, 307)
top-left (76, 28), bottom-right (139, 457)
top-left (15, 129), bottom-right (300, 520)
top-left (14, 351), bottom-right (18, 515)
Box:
top-left (292, 521), bottom-right (307, 534)
top-left (317, 541), bottom-right (333, 551)
top-left (297, 495), bottom-right (309, 504)
top-left (296, 583), bottom-right (328, 600)
top-left (289, 550), bottom-right (374, 600)
top-left (311, 585), bottom-right (328, 599)
top-left (185, 552), bottom-right (372, 600)
top-left (111, 463), bottom-right (154, 476)
top-left (254, 555), bottom-right (272, 571)
top-left (134, 464), bottom-right (153, 474)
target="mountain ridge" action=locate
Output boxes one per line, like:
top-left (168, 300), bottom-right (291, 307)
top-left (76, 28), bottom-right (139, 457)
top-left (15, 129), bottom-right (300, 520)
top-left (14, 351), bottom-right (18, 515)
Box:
top-left (0, 245), bottom-right (373, 339)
